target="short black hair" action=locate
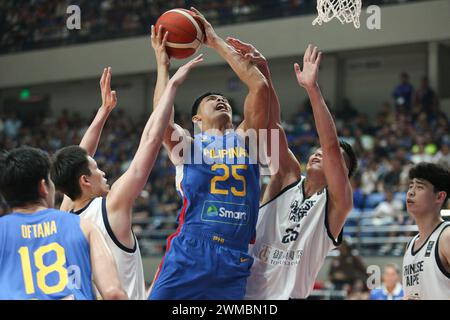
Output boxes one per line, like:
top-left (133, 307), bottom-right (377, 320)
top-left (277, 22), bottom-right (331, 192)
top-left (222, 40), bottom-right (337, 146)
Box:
top-left (191, 92), bottom-right (226, 119)
top-left (0, 193), bottom-right (10, 216)
top-left (409, 162), bottom-right (450, 204)
top-left (339, 139), bottom-right (358, 178)
top-left (51, 146), bottom-right (91, 200)
top-left (0, 146), bottom-right (51, 208)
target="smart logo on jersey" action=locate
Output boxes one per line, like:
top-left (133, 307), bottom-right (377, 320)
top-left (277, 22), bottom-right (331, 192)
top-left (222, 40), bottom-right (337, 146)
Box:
top-left (207, 205), bottom-right (219, 217)
top-left (201, 201), bottom-right (249, 225)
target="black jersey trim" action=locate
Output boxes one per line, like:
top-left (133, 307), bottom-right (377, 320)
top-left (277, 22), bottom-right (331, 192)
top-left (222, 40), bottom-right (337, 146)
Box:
top-left (411, 221), bottom-right (446, 256)
top-left (324, 190), bottom-right (343, 247)
top-left (70, 198), bottom-right (95, 216)
top-left (434, 223), bottom-right (450, 279)
top-left (259, 177), bottom-right (303, 209)
top-left (101, 197), bottom-right (137, 254)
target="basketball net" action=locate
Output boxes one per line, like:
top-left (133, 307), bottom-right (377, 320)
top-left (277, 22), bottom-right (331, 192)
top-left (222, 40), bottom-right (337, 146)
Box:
top-left (313, 0), bottom-right (362, 28)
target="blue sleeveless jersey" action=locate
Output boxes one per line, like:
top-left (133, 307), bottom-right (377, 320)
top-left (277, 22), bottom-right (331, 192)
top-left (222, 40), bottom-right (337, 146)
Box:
top-left (0, 209), bottom-right (94, 300)
top-left (175, 131), bottom-right (260, 250)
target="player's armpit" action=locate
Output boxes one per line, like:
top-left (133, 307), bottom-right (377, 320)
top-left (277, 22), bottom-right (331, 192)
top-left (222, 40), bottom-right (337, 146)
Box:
top-left (80, 218), bottom-right (128, 300)
top-left (438, 227), bottom-right (450, 273)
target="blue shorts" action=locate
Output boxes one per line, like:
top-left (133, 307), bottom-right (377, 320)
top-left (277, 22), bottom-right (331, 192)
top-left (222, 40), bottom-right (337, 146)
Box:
top-left (148, 229), bottom-right (254, 300)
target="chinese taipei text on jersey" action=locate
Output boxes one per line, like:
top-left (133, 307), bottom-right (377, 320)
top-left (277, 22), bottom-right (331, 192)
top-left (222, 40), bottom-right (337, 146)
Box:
top-left (0, 209), bottom-right (94, 300)
top-left (402, 221), bottom-right (450, 299)
top-left (149, 131), bottom-right (260, 300)
top-left (245, 176), bottom-right (342, 299)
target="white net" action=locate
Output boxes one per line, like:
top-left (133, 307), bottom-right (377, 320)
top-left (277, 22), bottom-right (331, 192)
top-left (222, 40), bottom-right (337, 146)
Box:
top-left (313, 0), bottom-right (362, 28)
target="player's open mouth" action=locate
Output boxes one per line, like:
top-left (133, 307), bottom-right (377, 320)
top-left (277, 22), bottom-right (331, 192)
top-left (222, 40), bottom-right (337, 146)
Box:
top-left (311, 159), bottom-right (320, 164)
top-left (216, 103), bottom-right (228, 111)
top-left (406, 199), bottom-right (414, 205)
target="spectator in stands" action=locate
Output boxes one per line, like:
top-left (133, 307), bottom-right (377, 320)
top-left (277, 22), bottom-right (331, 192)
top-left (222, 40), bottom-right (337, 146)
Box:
top-left (433, 142), bottom-right (450, 167)
top-left (369, 264), bottom-right (404, 300)
top-left (328, 240), bottom-right (368, 292)
top-left (415, 76), bottom-right (437, 111)
top-left (3, 112), bottom-right (22, 139)
top-left (393, 72), bottom-right (414, 112)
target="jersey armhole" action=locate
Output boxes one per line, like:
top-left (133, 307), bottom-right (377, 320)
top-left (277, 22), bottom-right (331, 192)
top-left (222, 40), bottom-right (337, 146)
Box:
top-left (259, 177), bottom-right (303, 209)
top-left (324, 191), bottom-right (343, 247)
top-left (101, 197), bottom-right (137, 254)
top-left (434, 224), bottom-right (450, 279)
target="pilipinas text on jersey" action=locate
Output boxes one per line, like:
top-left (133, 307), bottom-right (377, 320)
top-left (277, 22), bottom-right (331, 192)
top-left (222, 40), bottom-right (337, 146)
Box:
top-left (0, 209), bottom-right (94, 300)
top-left (175, 131), bottom-right (260, 249)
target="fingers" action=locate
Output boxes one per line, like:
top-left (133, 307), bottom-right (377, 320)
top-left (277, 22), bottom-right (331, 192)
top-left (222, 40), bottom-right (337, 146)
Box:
top-left (190, 7), bottom-right (207, 24)
top-left (157, 24), bottom-right (163, 43)
top-left (111, 90), bottom-right (117, 103)
top-left (226, 37), bottom-right (254, 52)
top-left (100, 67), bottom-right (107, 86)
top-left (105, 67), bottom-right (112, 89)
top-left (150, 25), bottom-right (155, 39)
top-left (304, 44), bottom-right (312, 62)
top-left (310, 46), bottom-right (318, 62)
top-left (162, 30), bottom-right (169, 46)
top-left (316, 51), bottom-right (322, 66)
top-left (294, 62), bottom-right (301, 75)
top-left (190, 7), bottom-right (203, 17)
top-left (189, 53), bottom-right (204, 65)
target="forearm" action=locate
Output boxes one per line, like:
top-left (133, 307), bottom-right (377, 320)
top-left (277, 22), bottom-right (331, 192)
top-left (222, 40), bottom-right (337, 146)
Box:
top-left (79, 107), bottom-right (111, 156)
top-left (142, 81), bottom-right (178, 145)
top-left (153, 64), bottom-right (170, 108)
top-left (306, 84), bottom-right (339, 150)
top-left (212, 38), bottom-right (266, 89)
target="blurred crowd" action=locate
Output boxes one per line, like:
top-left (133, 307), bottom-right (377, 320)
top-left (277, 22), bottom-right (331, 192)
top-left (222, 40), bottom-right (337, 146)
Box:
top-left (1, 0), bottom-right (416, 54)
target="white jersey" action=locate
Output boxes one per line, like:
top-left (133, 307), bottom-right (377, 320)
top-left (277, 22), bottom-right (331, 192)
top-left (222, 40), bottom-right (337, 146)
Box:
top-left (402, 221), bottom-right (450, 300)
top-left (245, 176), bottom-right (342, 299)
top-left (73, 197), bottom-right (146, 300)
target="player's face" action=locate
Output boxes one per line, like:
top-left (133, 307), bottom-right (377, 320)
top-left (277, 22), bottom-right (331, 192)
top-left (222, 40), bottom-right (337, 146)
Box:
top-left (86, 156), bottom-right (109, 196)
top-left (406, 178), bottom-right (439, 215)
top-left (198, 95), bottom-right (232, 124)
top-left (306, 148), bottom-right (323, 172)
top-left (306, 147), bottom-right (349, 176)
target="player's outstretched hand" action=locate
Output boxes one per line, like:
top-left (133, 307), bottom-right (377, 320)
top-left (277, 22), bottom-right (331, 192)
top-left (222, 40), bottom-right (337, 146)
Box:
top-left (151, 25), bottom-right (170, 68)
top-left (294, 44), bottom-right (322, 90)
top-left (225, 37), bottom-right (267, 67)
top-left (100, 67), bottom-right (117, 112)
top-left (170, 54), bottom-right (204, 86)
top-left (190, 7), bottom-right (219, 47)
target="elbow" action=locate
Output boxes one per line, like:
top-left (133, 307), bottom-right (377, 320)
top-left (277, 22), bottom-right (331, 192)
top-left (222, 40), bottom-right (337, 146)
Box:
top-left (103, 287), bottom-right (128, 300)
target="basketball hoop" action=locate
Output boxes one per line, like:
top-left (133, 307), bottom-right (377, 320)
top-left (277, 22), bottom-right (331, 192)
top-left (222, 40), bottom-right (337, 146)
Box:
top-left (313, 0), bottom-right (362, 29)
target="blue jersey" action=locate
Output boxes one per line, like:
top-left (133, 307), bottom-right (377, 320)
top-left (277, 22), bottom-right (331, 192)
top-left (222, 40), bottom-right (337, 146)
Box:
top-left (175, 131), bottom-right (260, 250)
top-left (0, 209), bottom-right (94, 300)
top-left (149, 131), bottom-right (260, 299)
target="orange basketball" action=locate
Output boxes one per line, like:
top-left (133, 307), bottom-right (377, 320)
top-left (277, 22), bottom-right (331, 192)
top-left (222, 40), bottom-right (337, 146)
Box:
top-left (155, 9), bottom-right (205, 60)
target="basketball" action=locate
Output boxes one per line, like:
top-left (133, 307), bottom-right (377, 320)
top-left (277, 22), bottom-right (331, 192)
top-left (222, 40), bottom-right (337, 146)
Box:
top-left (155, 9), bottom-right (205, 60)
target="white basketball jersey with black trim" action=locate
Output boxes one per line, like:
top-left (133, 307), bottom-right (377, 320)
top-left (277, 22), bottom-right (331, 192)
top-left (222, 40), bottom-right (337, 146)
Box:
top-left (73, 197), bottom-right (146, 300)
top-left (245, 176), bottom-right (342, 300)
top-left (402, 221), bottom-right (450, 299)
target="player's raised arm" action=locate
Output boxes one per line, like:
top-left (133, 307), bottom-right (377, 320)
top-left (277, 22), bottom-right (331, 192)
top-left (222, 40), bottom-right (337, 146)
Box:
top-left (151, 26), bottom-right (190, 162)
top-left (294, 45), bottom-right (353, 239)
top-left (80, 218), bottom-right (128, 300)
top-left (191, 8), bottom-right (269, 132)
top-left (226, 38), bottom-right (301, 203)
top-left (105, 54), bottom-right (204, 245)
top-left (60, 67), bottom-right (117, 212)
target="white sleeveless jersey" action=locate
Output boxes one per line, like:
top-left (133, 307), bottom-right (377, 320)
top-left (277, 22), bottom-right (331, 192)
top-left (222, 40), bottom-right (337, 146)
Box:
top-left (245, 176), bottom-right (342, 299)
top-left (402, 221), bottom-right (450, 300)
top-left (73, 197), bottom-right (146, 300)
